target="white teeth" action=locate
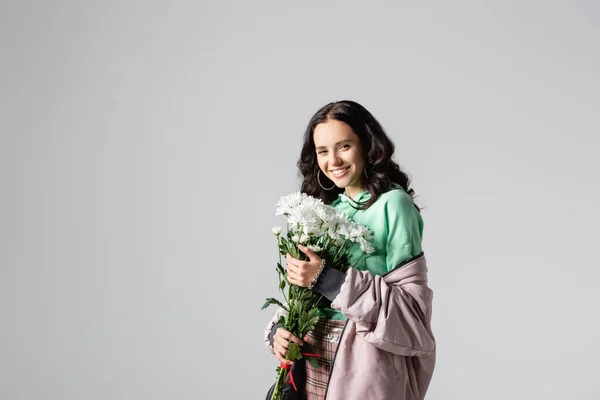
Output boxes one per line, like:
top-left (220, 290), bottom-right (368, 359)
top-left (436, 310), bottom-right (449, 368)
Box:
top-left (331, 167), bottom-right (349, 176)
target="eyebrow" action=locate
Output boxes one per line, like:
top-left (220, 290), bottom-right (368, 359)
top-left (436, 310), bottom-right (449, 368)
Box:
top-left (315, 139), bottom-right (352, 150)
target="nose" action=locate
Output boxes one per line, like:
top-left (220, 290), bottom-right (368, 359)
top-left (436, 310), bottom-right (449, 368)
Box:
top-left (328, 152), bottom-right (343, 166)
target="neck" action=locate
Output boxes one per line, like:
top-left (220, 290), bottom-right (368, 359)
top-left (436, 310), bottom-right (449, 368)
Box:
top-left (344, 186), bottom-right (365, 199)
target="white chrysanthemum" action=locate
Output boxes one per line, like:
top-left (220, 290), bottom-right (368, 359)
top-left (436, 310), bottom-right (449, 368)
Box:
top-left (293, 204), bottom-right (318, 225)
top-left (307, 244), bottom-right (323, 253)
top-left (275, 192), bottom-right (304, 215)
top-left (303, 223), bottom-right (325, 237)
top-left (286, 214), bottom-right (302, 230)
top-left (348, 224), bottom-right (373, 242)
top-left (314, 205), bottom-right (332, 222)
top-left (359, 238), bottom-right (376, 254)
top-left (275, 192), bottom-right (375, 258)
top-left (271, 226), bottom-right (282, 235)
top-left (290, 233), bottom-right (309, 244)
top-left (328, 230), bottom-right (341, 241)
top-left (335, 214), bottom-right (351, 231)
top-left (337, 223), bottom-right (352, 239)
top-left (301, 195), bottom-right (323, 209)
top-left (333, 237), bottom-right (345, 247)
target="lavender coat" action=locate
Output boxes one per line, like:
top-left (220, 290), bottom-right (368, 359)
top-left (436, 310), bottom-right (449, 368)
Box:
top-left (264, 254), bottom-right (436, 400)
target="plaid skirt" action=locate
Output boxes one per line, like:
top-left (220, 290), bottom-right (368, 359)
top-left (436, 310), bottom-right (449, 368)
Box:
top-left (304, 318), bottom-right (346, 400)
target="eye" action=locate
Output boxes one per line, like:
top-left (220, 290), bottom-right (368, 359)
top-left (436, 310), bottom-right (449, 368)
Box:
top-left (340, 144), bottom-right (350, 150)
top-left (317, 149), bottom-right (328, 155)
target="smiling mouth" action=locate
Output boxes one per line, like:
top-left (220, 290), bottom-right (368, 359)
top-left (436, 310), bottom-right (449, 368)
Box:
top-left (330, 167), bottom-right (349, 177)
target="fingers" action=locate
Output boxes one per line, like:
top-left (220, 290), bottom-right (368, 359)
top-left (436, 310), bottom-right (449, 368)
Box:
top-left (286, 256), bottom-right (304, 286)
top-left (286, 256), bottom-right (306, 276)
top-left (287, 252), bottom-right (323, 287)
top-left (286, 268), bottom-right (301, 284)
top-left (274, 342), bottom-right (292, 365)
top-left (273, 327), bottom-right (302, 365)
top-left (287, 262), bottom-right (314, 287)
top-left (286, 254), bottom-right (310, 271)
top-left (274, 347), bottom-right (292, 365)
top-left (298, 244), bottom-right (317, 261)
top-left (286, 253), bottom-right (299, 266)
top-left (277, 327), bottom-right (303, 346)
top-left (286, 252), bottom-right (320, 276)
top-left (287, 270), bottom-right (307, 288)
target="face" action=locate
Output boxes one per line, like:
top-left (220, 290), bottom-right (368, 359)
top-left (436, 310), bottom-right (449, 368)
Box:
top-left (313, 119), bottom-right (366, 198)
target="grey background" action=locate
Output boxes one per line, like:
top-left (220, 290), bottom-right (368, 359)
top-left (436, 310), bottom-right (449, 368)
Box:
top-left (1, 1), bottom-right (599, 399)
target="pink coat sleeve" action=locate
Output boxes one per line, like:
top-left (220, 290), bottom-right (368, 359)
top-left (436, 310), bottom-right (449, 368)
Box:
top-left (263, 307), bottom-right (287, 354)
top-left (330, 266), bottom-right (435, 357)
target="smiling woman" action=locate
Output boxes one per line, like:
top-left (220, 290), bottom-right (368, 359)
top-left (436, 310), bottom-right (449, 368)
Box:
top-left (313, 120), bottom-right (365, 199)
top-left (263, 100), bottom-right (435, 400)
top-left (296, 100), bottom-right (419, 211)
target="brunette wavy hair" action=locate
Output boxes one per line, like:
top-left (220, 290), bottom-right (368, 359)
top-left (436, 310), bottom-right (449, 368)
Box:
top-left (297, 100), bottom-right (419, 210)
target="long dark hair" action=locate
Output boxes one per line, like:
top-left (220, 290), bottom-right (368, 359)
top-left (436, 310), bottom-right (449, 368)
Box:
top-left (298, 100), bottom-right (419, 210)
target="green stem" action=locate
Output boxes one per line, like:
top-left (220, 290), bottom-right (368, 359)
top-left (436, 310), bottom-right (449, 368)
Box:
top-left (286, 245), bottom-right (292, 317)
top-left (276, 235), bottom-right (289, 306)
top-left (334, 242), bottom-right (346, 264)
top-left (350, 252), bottom-right (367, 269)
top-left (272, 367), bottom-right (286, 400)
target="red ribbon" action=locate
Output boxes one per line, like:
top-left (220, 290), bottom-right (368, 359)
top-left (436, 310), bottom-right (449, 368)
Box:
top-left (279, 362), bottom-right (297, 391)
top-left (279, 353), bottom-right (321, 392)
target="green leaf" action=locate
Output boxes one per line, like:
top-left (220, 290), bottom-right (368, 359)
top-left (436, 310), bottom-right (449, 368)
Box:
top-left (287, 342), bottom-right (302, 360)
top-left (279, 279), bottom-right (286, 291)
top-left (307, 356), bottom-right (320, 369)
top-left (280, 237), bottom-right (289, 252)
top-left (261, 297), bottom-right (288, 311)
top-left (298, 306), bottom-right (320, 334)
top-left (276, 262), bottom-right (285, 275)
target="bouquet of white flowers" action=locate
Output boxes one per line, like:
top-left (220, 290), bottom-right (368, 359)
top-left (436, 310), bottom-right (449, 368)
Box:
top-left (262, 192), bottom-right (375, 400)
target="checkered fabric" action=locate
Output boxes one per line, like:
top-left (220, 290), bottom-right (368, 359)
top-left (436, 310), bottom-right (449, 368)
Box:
top-left (304, 318), bottom-right (346, 400)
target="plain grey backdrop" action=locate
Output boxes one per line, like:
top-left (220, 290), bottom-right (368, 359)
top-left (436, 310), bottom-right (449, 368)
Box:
top-left (1, 1), bottom-right (599, 399)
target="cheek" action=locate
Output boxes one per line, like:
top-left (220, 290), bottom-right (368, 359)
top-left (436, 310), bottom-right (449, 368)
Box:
top-left (317, 158), bottom-right (326, 170)
top-left (350, 153), bottom-right (365, 169)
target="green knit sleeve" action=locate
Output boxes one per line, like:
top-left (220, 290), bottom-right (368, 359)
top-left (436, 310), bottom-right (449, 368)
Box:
top-left (383, 189), bottom-right (424, 272)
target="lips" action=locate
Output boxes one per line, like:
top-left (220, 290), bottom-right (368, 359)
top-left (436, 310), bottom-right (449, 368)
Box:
top-left (330, 166), bottom-right (349, 178)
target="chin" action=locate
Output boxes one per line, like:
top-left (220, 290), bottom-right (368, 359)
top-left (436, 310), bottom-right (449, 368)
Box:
top-left (334, 181), bottom-right (351, 189)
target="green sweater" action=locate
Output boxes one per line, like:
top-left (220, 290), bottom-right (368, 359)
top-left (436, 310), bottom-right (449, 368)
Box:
top-left (317, 185), bottom-right (424, 320)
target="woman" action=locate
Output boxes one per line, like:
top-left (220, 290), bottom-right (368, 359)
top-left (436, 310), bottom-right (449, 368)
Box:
top-left (264, 100), bottom-right (435, 400)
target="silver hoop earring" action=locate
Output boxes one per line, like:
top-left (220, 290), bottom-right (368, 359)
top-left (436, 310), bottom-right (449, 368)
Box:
top-left (364, 168), bottom-right (369, 180)
top-left (317, 170), bottom-right (335, 190)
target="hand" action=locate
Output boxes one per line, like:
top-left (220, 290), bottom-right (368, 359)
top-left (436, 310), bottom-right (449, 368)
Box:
top-left (286, 244), bottom-right (322, 287)
top-left (273, 327), bottom-right (305, 366)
